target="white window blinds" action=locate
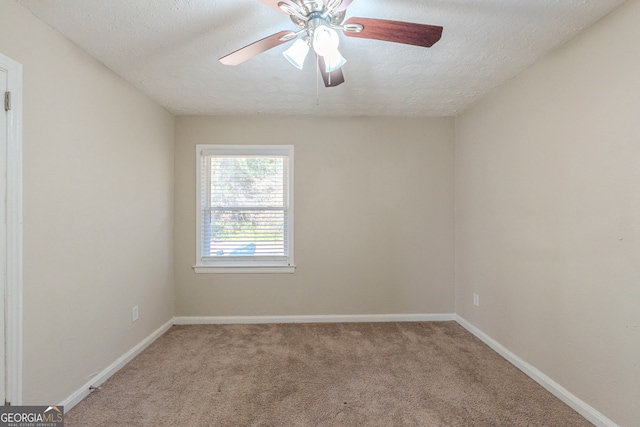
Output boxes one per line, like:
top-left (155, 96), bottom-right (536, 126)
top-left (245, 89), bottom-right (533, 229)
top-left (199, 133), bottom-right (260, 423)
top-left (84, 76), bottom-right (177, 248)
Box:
top-left (196, 145), bottom-right (294, 271)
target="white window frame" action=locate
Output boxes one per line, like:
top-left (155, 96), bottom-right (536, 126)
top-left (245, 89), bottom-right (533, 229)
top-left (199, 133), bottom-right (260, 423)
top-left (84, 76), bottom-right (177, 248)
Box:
top-left (193, 144), bottom-right (295, 274)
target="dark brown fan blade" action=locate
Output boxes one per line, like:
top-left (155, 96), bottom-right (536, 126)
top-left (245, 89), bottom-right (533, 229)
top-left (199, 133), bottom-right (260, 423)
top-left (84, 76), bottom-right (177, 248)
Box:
top-left (318, 56), bottom-right (345, 87)
top-left (258, 0), bottom-right (299, 14)
top-left (343, 17), bottom-right (443, 48)
top-left (219, 31), bottom-right (296, 66)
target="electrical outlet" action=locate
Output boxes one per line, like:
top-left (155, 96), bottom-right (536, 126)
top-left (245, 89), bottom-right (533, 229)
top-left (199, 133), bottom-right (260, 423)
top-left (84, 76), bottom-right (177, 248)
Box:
top-left (473, 294), bottom-right (480, 307)
top-left (132, 305), bottom-right (139, 322)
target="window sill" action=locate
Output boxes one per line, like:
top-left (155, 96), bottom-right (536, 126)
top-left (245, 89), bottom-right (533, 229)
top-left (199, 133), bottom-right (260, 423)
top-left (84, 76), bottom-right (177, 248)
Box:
top-left (193, 265), bottom-right (296, 274)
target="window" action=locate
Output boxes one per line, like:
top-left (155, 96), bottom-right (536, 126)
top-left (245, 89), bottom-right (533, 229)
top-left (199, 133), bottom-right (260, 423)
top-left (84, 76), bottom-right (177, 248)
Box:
top-left (194, 145), bottom-right (294, 273)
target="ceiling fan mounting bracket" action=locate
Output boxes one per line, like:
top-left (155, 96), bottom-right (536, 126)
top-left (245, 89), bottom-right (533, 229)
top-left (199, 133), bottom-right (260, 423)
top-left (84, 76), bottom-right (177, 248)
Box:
top-left (306, 12), bottom-right (330, 34)
top-left (290, 16), bottom-right (307, 28)
top-left (343, 23), bottom-right (363, 33)
top-left (288, 8), bottom-right (345, 29)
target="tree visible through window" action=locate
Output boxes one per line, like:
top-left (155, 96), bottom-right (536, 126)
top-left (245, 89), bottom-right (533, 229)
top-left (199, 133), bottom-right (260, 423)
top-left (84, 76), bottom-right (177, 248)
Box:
top-left (195, 145), bottom-right (294, 272)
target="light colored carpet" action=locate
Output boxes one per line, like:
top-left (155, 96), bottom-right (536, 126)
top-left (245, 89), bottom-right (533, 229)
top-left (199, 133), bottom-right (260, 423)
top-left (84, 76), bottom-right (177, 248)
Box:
top-left (66, 322), bottom-right (592, 426)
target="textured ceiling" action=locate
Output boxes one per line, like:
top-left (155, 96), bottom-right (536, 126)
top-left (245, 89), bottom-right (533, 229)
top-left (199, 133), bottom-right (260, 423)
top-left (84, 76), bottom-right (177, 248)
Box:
top-left (17, 0), bottom-right (626, 117)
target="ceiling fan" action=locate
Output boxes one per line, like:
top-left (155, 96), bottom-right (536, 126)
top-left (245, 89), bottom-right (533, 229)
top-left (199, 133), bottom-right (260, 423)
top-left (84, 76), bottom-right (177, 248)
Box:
top-left (219, 0), bottom-right (443, 87)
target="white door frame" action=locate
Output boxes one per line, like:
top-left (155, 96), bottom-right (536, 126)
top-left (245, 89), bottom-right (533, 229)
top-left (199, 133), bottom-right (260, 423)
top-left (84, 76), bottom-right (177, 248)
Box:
top-left (0, 52), bottom-right (23, 406)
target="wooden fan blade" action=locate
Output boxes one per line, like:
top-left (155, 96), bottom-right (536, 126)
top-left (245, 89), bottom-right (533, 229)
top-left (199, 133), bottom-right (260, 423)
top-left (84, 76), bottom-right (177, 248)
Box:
top-left (342, 17), bottom-right (443, 48)
top-left (257, 0), bottom-right (299, 14)
top-left (318, 56), bottom-right (345, 87)
top-left (219, 31), bottom-right (296, 66)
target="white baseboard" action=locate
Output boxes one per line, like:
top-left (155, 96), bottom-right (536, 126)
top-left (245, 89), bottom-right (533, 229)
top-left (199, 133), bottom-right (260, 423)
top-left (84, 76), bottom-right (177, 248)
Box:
top-left (455, 315), bottom-right (619, 427)
top-left (59, 318), bottom-right (174, 411)
top-left (173, 313), bottom-right (456, 325)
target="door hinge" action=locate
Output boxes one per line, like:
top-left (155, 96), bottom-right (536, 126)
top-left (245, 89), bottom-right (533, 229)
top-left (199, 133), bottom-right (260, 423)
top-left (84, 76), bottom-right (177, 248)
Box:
top-left (4, 91), bottom-right (10, 112)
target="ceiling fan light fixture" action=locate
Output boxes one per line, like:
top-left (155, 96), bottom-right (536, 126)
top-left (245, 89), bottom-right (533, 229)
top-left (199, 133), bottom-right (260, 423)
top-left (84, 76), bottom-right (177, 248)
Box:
top-left (283, 38), bottom-right (310, 70)
top-left (323, 49), bottom-right (346, 72)
top-left (312, 25), bottom-right (340, 57)
top-left (220, 0), bottom-right (444, 90)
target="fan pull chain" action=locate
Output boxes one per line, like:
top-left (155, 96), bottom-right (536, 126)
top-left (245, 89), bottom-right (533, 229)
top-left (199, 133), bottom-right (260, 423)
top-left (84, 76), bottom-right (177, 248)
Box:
top-left (316, 54), bottom-right (320, 106)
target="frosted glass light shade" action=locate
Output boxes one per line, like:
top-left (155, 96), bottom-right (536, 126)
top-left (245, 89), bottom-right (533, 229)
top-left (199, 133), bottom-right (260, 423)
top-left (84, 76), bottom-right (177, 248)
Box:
top-left (323, 50), bottom-right (346, 72)
top-left (283, 39), bottom-right (309, 70)
top-left (313, 25), bottom-right (339, 57)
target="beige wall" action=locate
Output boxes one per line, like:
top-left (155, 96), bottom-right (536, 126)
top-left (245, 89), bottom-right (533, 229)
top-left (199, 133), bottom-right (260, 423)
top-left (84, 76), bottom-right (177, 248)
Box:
top-left (175, 116), bottom-right (454, 316)
top-left (455, 1), bottom-right (640, 424)
top-left (3, 0), bottom-right (636, 420)
top-left (0, 2), bottom-right (175, 404)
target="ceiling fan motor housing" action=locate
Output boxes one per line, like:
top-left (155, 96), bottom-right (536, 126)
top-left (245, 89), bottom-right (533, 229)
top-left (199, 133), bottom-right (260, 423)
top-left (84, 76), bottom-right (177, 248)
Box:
top-left (288, 3), bottom-right (346, 29)
top-left (307, 13), bottom-right (329, 39)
